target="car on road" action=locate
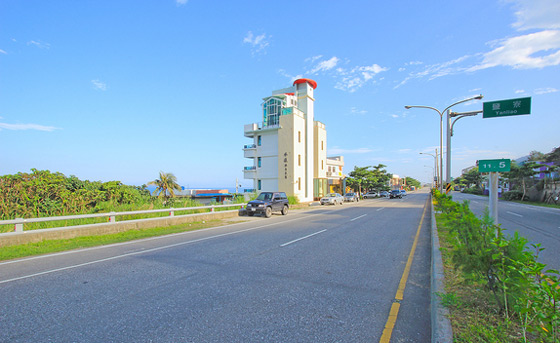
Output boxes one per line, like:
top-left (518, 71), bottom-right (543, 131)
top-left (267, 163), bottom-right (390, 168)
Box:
top-left (400, 190), bottom-right (407, 196)
top-left (245, 192), bottom-right (289, 217)
top-left (379, 191), bottom-right (390, 198)
top-left (363, 191), bottom-right (378, 199)
top-left (389, 190), bottom-right (403, 199)
top-left (320, 193), bottom-right (344, 205)
top-left (343, 192), bottom-right (359, 202)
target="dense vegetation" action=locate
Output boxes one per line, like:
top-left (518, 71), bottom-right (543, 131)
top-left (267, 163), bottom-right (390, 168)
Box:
top-left (345, 164), bottom-right (393, 194)
top-left (0, 169), bottom-right (247, 233)
top-left (434, 190), bottom-right (559, 342)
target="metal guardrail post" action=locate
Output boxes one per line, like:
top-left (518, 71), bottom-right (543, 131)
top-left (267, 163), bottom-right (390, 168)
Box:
top-left (15, 218), bottom-right (24, 232)
top-left (169, 208), bottom-right (174, 217)
top-left (109, 212), bottom-right (116, 223)
top-left (211, 206), bottom-right (215, 212)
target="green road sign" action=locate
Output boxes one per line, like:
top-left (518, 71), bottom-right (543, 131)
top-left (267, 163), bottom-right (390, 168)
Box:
top-left (483, 97), bottom-right (531, 118)
top-left (478, 159), bottom-right (511, 173)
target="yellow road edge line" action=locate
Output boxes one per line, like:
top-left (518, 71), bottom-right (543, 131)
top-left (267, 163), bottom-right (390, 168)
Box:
top-left (379, 196), bottom-right (429, 343)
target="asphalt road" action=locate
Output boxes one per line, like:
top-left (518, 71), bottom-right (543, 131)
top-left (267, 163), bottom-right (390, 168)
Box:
top-left (450, 191), bottom-right (560, 272)
top-left (0, 190), bottom-right (432, 343)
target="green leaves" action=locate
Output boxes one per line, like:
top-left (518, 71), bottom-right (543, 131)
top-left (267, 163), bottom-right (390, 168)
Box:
top-left (434, 193), bottom-right (560, 341)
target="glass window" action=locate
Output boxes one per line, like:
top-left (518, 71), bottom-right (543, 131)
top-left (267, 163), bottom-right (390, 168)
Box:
top-left (257, 136), bottom-right (261, 146)
top-left (258, 157), bottom-right (262, 168)
top-left (258, 180), bottom-right (261, 190)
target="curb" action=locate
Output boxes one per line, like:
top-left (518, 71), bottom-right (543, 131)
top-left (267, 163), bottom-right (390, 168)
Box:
top-left (430, 194), bottom-right (454, 342)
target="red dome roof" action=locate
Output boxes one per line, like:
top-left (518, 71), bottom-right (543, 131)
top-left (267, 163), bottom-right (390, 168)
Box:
top-left (293, 78), bottom-right (317, 89)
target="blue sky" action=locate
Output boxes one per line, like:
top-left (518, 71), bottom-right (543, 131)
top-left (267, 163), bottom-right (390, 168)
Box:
top-left (1, 0), bottom-right (559, 188)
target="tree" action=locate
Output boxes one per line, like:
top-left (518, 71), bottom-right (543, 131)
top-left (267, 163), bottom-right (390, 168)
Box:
top-left (346, 164), bottom-right (392, 194)
top-left (404, 176), bottom-right (421, 189)
top-left (503, 162), bottom-right (540, 201)
top-left (463, 167), bottom-right (483, 189)
top-left (148, 171), bottom-right (182, 199)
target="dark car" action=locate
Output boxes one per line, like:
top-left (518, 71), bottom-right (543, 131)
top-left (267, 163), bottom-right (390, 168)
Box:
top-left (389, 190), bottom-right (402, 199)
top-left (245, 192), bottom-right (289, 218)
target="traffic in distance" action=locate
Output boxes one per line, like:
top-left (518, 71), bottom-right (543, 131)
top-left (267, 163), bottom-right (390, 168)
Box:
top-left (240, 189), bottom-right (408, 217)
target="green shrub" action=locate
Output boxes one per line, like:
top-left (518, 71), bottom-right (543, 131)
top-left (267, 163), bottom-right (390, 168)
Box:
top-left (434, 193), bottom-right (560, 341)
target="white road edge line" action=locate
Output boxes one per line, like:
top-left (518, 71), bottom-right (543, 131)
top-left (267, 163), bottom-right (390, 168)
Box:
top-left (280, 230), bottom-right (327, 247)
top-left (376, 207), bottom-right (385, 212)
top-left (506, 211), bottom-right (523, 217)
top-left (350, 214), bottom-right (367, 222)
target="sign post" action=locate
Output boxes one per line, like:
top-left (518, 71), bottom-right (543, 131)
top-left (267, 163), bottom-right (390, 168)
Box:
top-left (478, 159), bottom-right (511, 224)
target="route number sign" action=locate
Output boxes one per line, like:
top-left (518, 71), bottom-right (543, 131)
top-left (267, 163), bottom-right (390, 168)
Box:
top-left (483, 97), bottom-right (531, 118)
top-left (478, 159), bottom-right (511, 173)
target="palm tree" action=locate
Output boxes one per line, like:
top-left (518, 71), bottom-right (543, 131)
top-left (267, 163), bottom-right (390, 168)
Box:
top-left (148, 171), bottom-right (182, 199)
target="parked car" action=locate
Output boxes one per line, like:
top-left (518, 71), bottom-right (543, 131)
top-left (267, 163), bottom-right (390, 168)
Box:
top-left (245, 192), bottom-right (289, 217)
top-left (400, 190), bottom-right (407, 196)
top-left (320, 193), bottom-right (344, 205)
top-left (343, 192), bottom-right (359, 202)
top-left (363, 191), bottom-right (378, 199)
top-left (389, 190), bottom-right (402, 199)
top-left (379, 191), bottom-right (390, 197)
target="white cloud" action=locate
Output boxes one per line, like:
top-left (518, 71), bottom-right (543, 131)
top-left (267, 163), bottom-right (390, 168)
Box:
top-left (176, 0), bottom-right (188, 5)
top-left (91, 79), bottom-right (107, 91)
top-left (469, 30), bottom-right (560, 71)
top-left (510, 0), bottom-right (560, 31)
top-left (0, 122), bottom-right (59, 132)
top-left (278, 69), bottom-right (303, 82)
top-left (27, 40), bottom-right (50, 49)
top-left (0, 49), bottom-right (6, 55)
top-left (515, 89), bottom-right (526, 94)
top-left (309, 56), bottom-right (340, 74)
top-left (243, 31), bottom-right (270, 54)
top-left (335, 63), bottom-right (388, 92)
top-left (349, 107), bottom-right (367, 115)
top-left (398, 149), bottom-right (412, 153)
top-left (534, 87), bottom-right (558, 94)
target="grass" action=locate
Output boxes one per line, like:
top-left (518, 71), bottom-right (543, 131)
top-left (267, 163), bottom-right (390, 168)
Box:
top-left (436, 213), bottom-right (545, 342)
top-left (0, 219), bottom-right (227, 261)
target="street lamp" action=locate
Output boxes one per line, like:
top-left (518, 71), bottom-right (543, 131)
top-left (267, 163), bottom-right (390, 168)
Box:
top-left (420, 150), bottom-right (439, 189)
top-left (405, 95), bottom-right (483, 192)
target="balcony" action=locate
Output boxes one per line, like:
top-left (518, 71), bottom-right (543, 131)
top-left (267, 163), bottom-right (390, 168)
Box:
top-left (244, 123), bottom-right (259, 138)
top-left (244, 144), bottom-right (257, 159)
top-left (243, 166), bottom-right (256, 178)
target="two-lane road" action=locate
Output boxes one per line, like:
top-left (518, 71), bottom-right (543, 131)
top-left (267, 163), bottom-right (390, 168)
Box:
top-left (0, 191), bottom-right (432, 342)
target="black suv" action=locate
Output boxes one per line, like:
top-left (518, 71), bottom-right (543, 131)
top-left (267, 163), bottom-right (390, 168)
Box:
top-left (245, 192), bottom-right (289, 218)
top-left (389, 189), bottom-right (403, 199)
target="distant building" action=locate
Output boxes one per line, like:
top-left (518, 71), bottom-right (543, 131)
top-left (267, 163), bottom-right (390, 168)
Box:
top-left (243, 78), bottom-right (343, 202)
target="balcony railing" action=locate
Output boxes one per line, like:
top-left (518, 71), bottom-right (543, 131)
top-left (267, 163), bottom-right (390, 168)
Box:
top-left (244, 144), bottom-right (256, 149)
top-left (244, 166), bottom-right (256, 171)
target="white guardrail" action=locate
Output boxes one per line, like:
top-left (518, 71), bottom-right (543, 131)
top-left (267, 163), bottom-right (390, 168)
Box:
top-left (0, 203), bottom-right (247, 233)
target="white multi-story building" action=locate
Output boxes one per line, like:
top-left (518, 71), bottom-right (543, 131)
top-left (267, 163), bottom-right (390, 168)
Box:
top-left (243, 78), bottom-right (343, 202)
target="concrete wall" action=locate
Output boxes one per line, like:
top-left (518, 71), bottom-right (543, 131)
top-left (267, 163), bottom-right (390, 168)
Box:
top-left (0, 210), bottom-right (239, 248)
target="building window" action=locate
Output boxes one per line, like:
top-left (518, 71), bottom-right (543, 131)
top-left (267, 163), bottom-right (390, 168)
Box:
top-left (298, 154), bottom-right (301, 166)
top-left (263, 97), bottom-right (284, 127)
top-left (321, 141), bottom-right (324, 150)
top-left (298, 177), bottom-right (301, 190)
top-left (322, 160), bottom-right (324, 170)
top-left (258, 180), bottom-right (261, 190)
top-left (298, 131), bottom-right (301, 143)
top-left (258, 157), bottom-right (262, 168)
top-left (257, 136), bottom-right (262, 146)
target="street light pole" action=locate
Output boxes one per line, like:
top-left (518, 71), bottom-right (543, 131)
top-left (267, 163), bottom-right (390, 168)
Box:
top-left (447, 110), bottom-right (482, 185)
top-left (420, 150), bottom-right (438, 189)
top-left (406, 95), bottom-right (483, 193)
